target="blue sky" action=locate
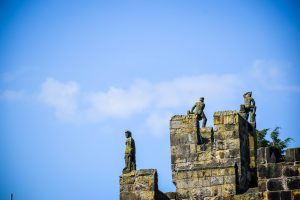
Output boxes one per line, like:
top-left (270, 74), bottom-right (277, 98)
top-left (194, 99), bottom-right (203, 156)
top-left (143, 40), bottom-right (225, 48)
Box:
top-left (1, 0), bottom-right (300, 199)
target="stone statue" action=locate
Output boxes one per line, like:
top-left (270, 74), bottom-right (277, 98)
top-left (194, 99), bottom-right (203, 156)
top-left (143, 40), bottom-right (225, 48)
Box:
top-left (189, 97), bottom-right (207, 128)
top-left (123, 130), bottom-right (136, 173)
top-left (240, 91), bottom-right (256, 124)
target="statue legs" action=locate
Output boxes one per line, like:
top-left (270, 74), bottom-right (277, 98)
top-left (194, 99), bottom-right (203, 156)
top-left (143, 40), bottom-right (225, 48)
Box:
top-left (201, 113), bottom-right (207, 128)
top-left (130, 157), bottom-right (136, 171)
top-left (123, 154), bottom-right (130, 173)
top-left (123, 154), bottom-right (136, 173)
top-left (250, 106), bottom-right (256, 125)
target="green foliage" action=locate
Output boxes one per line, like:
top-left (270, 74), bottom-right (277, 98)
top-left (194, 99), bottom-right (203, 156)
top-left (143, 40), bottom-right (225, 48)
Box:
top-left (269, 127), bottom-right (293, 155)
top-left (257, 126), bottom-right (292, 155)
top-left (257, 128), bottom-right (270, 148)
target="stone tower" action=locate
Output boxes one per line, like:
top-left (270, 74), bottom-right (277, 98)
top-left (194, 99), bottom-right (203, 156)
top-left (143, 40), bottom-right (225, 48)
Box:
top-left (170, 111), bottom-right (257, 199)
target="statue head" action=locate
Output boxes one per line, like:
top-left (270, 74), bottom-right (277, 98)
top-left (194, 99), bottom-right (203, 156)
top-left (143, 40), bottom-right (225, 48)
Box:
top-left (125, 130), bottom-right (132, 138)
top-left (200, 97), bottom-right (204, 102)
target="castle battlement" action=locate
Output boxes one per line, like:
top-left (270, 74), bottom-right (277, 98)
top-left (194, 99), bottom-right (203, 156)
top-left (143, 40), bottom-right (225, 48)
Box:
top-left (170, 111), bottom-right (256, 199)
top-left (120, 109), bottom-right (300, 200)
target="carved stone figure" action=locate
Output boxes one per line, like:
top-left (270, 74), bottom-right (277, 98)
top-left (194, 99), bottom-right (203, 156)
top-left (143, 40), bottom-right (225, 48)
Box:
top-left (240, 92), bottom-right (256, 124)
top-left (123, 130), bottom-right (136, 173)
top-left (190, 97), bottom-right (207, 128)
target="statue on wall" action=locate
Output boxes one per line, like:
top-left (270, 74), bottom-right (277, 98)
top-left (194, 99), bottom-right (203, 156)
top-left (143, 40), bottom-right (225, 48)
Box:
top-left (123, 130), bottom-right (136, 173)
top-left (240, 91), bottom-right (256, 124)
top-left (189, 97), bottom-right (207, 128)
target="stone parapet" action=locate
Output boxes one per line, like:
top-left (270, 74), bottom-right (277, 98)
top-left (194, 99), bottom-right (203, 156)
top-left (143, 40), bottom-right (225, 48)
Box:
top-left (169, 111), bottom-right (256, 198)
top-left (120, 169), bottom-right (158, 200)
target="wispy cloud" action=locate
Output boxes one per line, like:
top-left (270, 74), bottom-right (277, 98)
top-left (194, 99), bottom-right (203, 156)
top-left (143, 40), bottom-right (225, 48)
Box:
top-left (250, 59), bottom-right (300, 92)
top-left (2, 59), bottom-right (298, 135)
top-left (38, 78), bottom-right (80, 119)
top-left (37, 74), bottom-right (242, 124)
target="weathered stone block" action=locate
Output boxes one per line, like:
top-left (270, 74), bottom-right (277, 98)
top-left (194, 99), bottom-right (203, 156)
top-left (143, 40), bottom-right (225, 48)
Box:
top-left (257, 164), bottom-right (266, 178)
top-left (286, 148), bottom-right (300, 162)
top-left (120, 192), bottom-right (139, 200)
top-left (176, 188), bottom-right (189, 199)
top-left (258, 179), bottom-right (267, 192)
top-left (222, 184), bottom-right (235, 197)
top-left (234, 192), bottom-right (263, 200)
top-left (197, 151), bottom-right (211, 162)
top-left (139, 191), bottom-right (155, 200)
top-left (224, 175), bottom-right (236, 184)
top-left (229, 149), bottom-right (240, 158)
top-left (267, 163), bottom-right (283, 178)
top-left (223, 124), bottom-right (236, 131)
top-left (186, 153), bottom-right (198, 162)
top-left (224, 167), bottom-right (235, 176)
top-left (164, 192), bottom-right (177, 199)
top-left (176, 178), bottom-right (190, 189)
top-left (199, 177), bottom-right (211, 187)
top-left (170, 120), bottom-right (182, 129)
top-left (283, 165), bottom-right (299, 177)
top-left (212, 168), bottom-right (225, 176)
top-left (280, 190), bottom-right (292, 200)
top-left (216, 140), bottom-right (226, 150)
top-left (120, 169), bottom-right (158, 200)
top-left (190, 187), bottom-right (212, 199)
top-left (198, 169), bottom-right (212, 177)
top-left (266, 178), bottom-right (284, 191)
top-left (224, 139), bottom-right (240, 150)
top-left (199, 187), bottom-right (213, 198)
top-left (176, 171), bottom-right (188, 180)
top-left (211, 176), bottom-right (224, 185)
top-left (263, 191), bottom-right (281, 200)
top-left (211, 185), bottom-right (222, 196)
top-left (292, 189), bottom-right (300, 200)
top-left (286, 176), bottom-right (300, 190)
top-left (215, 130), bottom-right (239, 140)
top-left (257, 148), bottom-right (265, 164)
top-left (177, 144), bottom-right (190, 155)
top-left (172, 154), bottom-right (187, 164)
top-left (216, 150), bottom-right (226, 160)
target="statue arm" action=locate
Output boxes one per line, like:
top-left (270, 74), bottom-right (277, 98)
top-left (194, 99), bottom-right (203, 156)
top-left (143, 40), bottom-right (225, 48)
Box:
top-left (191, 104), bottom-right (196, 112)
top-left (251, 98), bottom-right (256, 106)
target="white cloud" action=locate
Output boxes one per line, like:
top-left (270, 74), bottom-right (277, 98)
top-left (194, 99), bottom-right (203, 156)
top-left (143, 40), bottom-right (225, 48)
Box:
top-left (35, 59), bottom-right (300, 134)
top-left (38, 75), bottom-right (242, 126)
top-left (84, 81), bottom-right (152, 120)
top-left (250, 59), bottom-right (300, 92)
top-left (39, 78), bottom-right (80, 119)
top-left (152, 74), bottom-right (241, 109)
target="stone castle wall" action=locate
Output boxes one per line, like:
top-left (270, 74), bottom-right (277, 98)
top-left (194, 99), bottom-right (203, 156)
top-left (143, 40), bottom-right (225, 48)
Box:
top-left (257, 147), bottom-right (300, 199)
top-left (169, 111), bottom-right (255, 199)
top-left (119, 110), bottom-right (300, 200)
top-left (120, 169), bottom-right (174, 200)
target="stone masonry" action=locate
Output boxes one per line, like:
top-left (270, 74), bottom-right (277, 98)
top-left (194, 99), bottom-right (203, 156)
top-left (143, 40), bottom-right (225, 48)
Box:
top-left (119, 110), bottom-right (300, 200)
top-left (170, 111), bottom-right (256, 199)
top-left (257, 147), bottom-right (300, 199)
top-left (120, 169), bottom-right (171, 200)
